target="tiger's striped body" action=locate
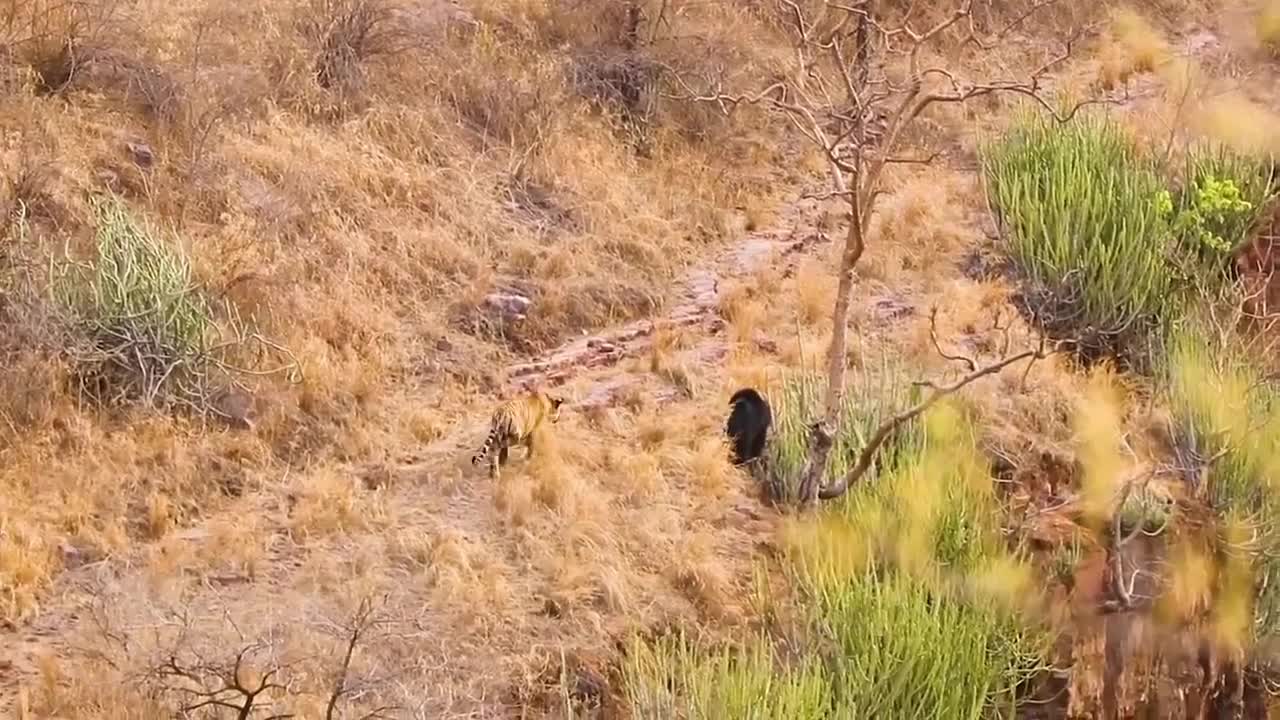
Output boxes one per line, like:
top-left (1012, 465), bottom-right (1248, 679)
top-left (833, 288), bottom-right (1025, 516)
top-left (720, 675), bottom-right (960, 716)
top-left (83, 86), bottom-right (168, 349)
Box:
top-left (471, 390), bottom-right (566, 479)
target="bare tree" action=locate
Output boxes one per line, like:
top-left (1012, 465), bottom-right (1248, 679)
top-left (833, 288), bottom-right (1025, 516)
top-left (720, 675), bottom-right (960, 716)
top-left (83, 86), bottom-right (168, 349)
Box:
top-left (320, 595), bottom-right (399, 720)
top-left (667, 0), bottom-right (1106, 505)
top-left (153, 640), bottom-right (293, 720)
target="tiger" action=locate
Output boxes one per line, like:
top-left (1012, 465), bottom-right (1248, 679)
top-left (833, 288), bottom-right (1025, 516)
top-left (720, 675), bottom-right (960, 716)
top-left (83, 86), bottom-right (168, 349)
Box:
top-left (471, 390), bottom-right (566, 479)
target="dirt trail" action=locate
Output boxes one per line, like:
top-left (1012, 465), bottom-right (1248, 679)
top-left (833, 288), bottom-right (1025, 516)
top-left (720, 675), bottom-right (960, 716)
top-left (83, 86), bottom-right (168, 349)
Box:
top-left (503, 195), bottom-right (825, 398)
top-left (0, 185), bottom-right (833, 714)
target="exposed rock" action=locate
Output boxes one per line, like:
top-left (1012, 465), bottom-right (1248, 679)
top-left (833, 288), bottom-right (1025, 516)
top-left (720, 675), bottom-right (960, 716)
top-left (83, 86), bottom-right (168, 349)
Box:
top-left (125, 141), bottom-right (154, 168)
top-left (211, 387), bottom-right (255, 430)
top-left (870, 295), bottom-right (914, 323)
top-left (752, 332), bottom-right (778, 354)
top-left (484, 292), bottom-right (532, 323)
top-left (58, 542), bottom-right (84, 570)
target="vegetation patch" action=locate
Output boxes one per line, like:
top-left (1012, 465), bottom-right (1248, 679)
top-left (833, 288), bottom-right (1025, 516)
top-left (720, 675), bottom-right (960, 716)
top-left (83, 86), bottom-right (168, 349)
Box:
top-left (1163, 146), bottom-right (1276, 274)
top-left (762, 355), bottom-right (920, 505)
top-left (985, 111), bottom-right (1277, 367)
top-left (983, 113), bottom-right (1176, 363)
top-left (623, 403), bottom-right (1053, 717)
top-left (1160, 318), bottom-right (1280, 643)
top-left (50, 195), bottom-right (295, 416)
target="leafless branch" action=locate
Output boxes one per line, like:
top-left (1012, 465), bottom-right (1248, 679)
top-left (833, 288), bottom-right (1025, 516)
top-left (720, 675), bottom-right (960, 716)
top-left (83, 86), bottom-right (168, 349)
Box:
top-left (325, 595), bottom-right (396, 720)
top-left (153, 640), bottom-right (293, 720)
top-left (817, 329), bottom-right (1062, 500)
top-left (1101, 474), bottom-right (1165, 613)
top-left (927, 306), bottom-right (976, 372)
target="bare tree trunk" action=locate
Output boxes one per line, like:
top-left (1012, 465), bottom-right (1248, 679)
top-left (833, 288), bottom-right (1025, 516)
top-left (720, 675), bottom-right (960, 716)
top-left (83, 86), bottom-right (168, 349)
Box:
top-left (798, 194), bottom-right (865, 505)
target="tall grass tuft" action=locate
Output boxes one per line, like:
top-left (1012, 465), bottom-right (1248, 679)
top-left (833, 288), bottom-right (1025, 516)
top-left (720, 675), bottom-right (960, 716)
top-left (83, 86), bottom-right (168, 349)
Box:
top-left (622, 631), bottom-right (831, 720)
top-left (50, 195), bottom-right (296, 414)
top-left (763, 351), bottom-right (920, 504)
top-left (982, 112), bottom-right (1176, 361)
top-left (1159, 317), bottom-right (1280, 642)
top-left (621, 402), bottom-right (1052, 718)
top-left (813, 571), bottom-right (1047, 719)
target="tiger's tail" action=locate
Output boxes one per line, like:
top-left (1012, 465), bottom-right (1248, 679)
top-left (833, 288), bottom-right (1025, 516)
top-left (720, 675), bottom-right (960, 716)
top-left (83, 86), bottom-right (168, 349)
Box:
top-left (472, 423), bottom-right (503, 465)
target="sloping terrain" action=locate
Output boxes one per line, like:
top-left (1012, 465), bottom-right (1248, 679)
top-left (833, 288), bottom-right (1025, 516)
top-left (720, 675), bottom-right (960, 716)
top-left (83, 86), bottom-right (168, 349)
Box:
top-left (4, 0), bottom-right (1280, 718)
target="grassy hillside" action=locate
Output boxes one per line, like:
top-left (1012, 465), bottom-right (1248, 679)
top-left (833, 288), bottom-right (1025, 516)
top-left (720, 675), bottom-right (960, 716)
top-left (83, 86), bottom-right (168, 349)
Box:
top-left (0, 0), bottom-right (793, 618)
top-left (5, 0), bottom-right (1280, 718)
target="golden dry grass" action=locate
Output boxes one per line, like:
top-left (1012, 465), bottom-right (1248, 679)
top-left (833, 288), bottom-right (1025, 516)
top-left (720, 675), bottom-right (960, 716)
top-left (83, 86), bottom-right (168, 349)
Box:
top-left (0, 0), bottom-right (790, 624)
top-left (4, 0), bottom-right (1278, 716)
top-left (1097, 6), bottom-right (1172, 89)
top-left (1259, 0), bottom-right (1280, 53)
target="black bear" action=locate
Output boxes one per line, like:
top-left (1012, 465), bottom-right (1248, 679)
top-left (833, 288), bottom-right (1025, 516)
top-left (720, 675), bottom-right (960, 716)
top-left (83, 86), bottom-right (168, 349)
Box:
top-left (725, 388), bottom-right (772, 466)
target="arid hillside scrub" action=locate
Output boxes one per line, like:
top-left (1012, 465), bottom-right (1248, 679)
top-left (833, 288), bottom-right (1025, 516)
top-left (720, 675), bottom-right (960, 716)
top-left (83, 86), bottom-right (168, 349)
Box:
top-left (612, 1), bottom-right (1280, 717)
top-left (0, 0), bottom-right (798, 623)
top-left (9, 0), bottom-right (1280, 718)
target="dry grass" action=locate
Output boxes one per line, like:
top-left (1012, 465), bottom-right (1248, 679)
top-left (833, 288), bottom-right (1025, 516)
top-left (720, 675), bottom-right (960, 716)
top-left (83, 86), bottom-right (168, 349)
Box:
top-left (1097, 6), bottom-right (1172, 89)
top-left (8, 0), bottom-right (1280, 717)
top-left (0, 0), bottom-right (791, 625)
top-left (1259, 0), bottom-right (1280, 54)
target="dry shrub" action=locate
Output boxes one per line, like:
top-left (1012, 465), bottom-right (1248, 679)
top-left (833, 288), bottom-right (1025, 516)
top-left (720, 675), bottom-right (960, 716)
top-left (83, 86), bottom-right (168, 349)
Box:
top-left (297, 0), bottom-right (414, 103)
top-left (288, 468), bottom-right (385, 539)
top-left (0, 517), bottom-right (57, 622)
top-left (197, 516), bottom-right (266, 579)
top-left (1096, 6), bottom-right (1171, 89)
top-left (668, 532), bottom-right (737, 621)
top-left (0, 251), bottom-right (68, 442)
top-left (615, 451), bottom-right (665, 504)
top-left (494, 473), bottom-right (537, 527)
top-left (687, 436), bottom-right (734, 500)
top-left (440, 29), bottom-right (566, 150)
top-left (1, 149), bottom-right (60, 227)
top-left (1259, 0), bottom-right (1280, 55)
top-left (637, 410), bottom-right (670, 450)
top-left (1193, 92), bottom-right (1280, 157)
top-left (529, 428), bottom-right (585, 513)
top-left (719, 280), bottom-right (765, 344)
top-left (865, 173), bottom-right (967, 281)
top-left (1, 0), bottom-right (130, 94)
top-left (793, 258), bottom-right (837, 326)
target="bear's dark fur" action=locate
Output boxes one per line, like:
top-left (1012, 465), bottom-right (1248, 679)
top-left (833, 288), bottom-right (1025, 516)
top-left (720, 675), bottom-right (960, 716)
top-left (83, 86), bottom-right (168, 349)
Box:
top-left (726, 388), bottom-right (772, 466)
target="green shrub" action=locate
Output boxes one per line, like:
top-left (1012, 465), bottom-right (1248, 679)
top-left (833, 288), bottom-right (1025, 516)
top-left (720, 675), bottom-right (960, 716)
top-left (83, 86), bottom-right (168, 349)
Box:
top-left (1162, 145), bottom-right (1276, 268)
top-left (982, 113), bottom-right (1176, 360)
top-left (814, 572), bottom-right (1047, 719)
top-left (762, 353), bottom-right (920, 504)
top-left (51, 195), bottom-right (215, 407)
top-left (622, 403), bottom-right (1052, 719)
top-left (49, 195), bottom-right (298, 414)
top-left (801, 403), bottom-right (1052, 715)
top-left (1159, 318), bottom-right (1280, 640)
top-left (984, 113), bottom-right (1277, 365)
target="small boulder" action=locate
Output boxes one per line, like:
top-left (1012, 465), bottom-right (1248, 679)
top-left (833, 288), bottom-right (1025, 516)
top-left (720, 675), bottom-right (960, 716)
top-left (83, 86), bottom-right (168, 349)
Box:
top-left (126, 141), bottom-right (154, 168)
top-left (484, 292), bottom-right (532, 323)
top-left (211, 387), bottom-right (255, 430)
